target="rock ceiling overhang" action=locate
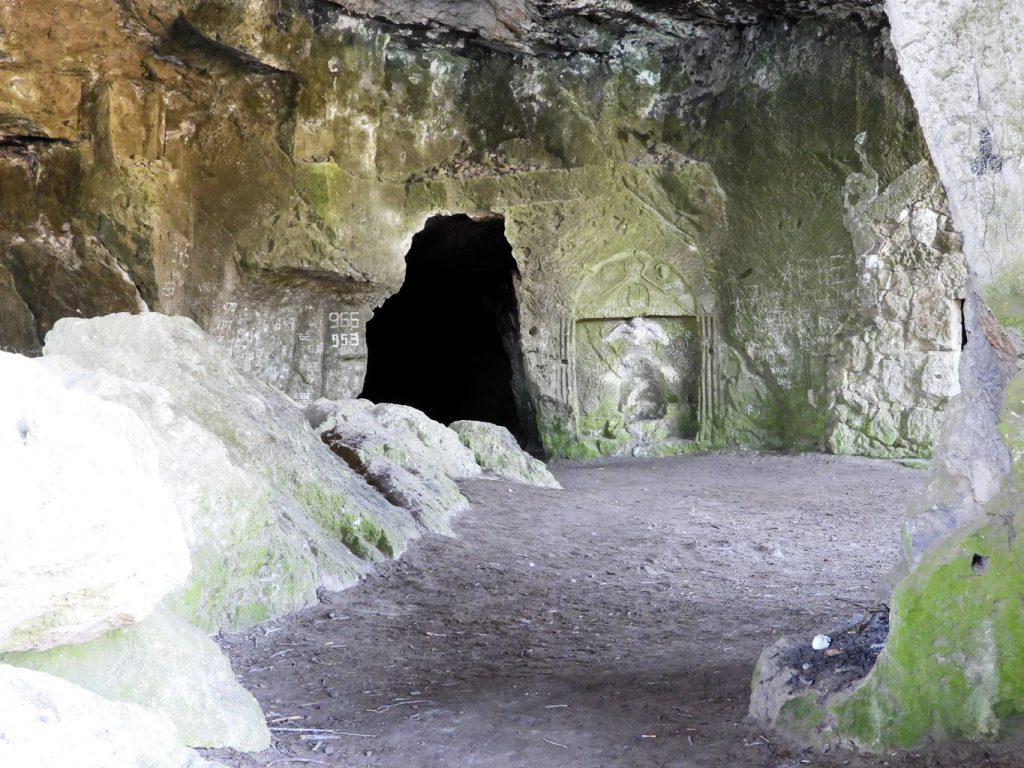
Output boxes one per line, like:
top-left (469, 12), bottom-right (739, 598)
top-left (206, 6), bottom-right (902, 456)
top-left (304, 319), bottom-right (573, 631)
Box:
top-left (318, 0), bottom-right (884, 52)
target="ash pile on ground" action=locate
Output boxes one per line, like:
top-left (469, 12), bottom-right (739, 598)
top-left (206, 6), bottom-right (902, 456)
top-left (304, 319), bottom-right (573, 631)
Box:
top-left (783, 610), bottom-right (889, 696)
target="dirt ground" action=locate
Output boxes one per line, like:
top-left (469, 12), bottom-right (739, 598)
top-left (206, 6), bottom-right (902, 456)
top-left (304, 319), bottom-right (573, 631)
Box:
top-left (206, 452), bottom-right (1024, 768)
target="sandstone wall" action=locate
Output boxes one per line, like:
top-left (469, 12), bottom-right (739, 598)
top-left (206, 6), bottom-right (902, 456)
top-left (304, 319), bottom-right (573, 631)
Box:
top-left (821, 0), bottom-right (1024, 749)
top-left (751, 0), bottom-right (1024, 750)
top-left (0, 0), bottom-right (956, 458)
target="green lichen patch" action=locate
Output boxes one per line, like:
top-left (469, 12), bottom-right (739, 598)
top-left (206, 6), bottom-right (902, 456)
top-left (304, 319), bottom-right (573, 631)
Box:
top-left (830, 515), bottom-right (1024, 748)
top-left (778, 692), bottom-right (827, 741)
top-left (982, 284), bottom-right (1024, 341)
top-left (830, 386), bottom-right (1024, 751)
top-left (296, 481), bottom-right (395, 560)
top-left (164, 479), bottom-right (318, 632)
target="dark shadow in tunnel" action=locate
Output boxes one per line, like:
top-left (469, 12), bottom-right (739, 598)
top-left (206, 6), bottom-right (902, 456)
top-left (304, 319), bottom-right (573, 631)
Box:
top-left (359, 214), bottom-right (539, 450)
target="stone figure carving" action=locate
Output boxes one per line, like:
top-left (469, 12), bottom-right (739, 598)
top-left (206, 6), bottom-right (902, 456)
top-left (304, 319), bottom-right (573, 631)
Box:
top-left (613, 258), bottom-right (653, 315)
top-left (605, 317), bottom-right (677, 423)
top-left (571, 250), bottom-right (701, 451)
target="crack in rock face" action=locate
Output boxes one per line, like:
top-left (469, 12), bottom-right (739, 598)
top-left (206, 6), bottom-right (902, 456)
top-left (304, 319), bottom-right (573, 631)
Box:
top-left (323, 0), bottom-right (883, 50)
top-left (542, 0), bottom-right (882, 24)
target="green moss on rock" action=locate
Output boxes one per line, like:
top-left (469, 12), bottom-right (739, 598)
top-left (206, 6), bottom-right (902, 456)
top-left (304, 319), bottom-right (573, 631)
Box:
top-left (296, 481), bottom-right (394, 559)
top-left (164, 479), bottom-right (318, 632)
top-left (778, 693), bottom-right (827, 738)
top-left (827, 371), bottom-right (1024, 749)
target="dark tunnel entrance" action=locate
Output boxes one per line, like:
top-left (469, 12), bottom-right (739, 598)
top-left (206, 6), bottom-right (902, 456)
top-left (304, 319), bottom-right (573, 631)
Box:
top-left (359, 214), bottom-right (539, 449)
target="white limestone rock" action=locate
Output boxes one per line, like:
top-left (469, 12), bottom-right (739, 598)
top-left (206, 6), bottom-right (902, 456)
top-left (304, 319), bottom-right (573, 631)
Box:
top-left (449, 420), bottom-right (561, 489)
top-left (305, 399), bottom-right (481, 479)
top-left (886, 0), bottom-right (1024, 293)
top-left (0, 351), bottom-right (190, 653)
top-left (1, 605), bottom-right (269, 751)
top-left (909, 206), bottom-right (940, 248)
top-left (307, 399), bottom-right (480, 534)
top-left (827, 159), bottom-right (965, 458)
top-left (920, 352), bottom-right (960, 399)
top-left (0, 663), bottom-right (226, 768)
top-left (42, 313), bottom-right (418, 632)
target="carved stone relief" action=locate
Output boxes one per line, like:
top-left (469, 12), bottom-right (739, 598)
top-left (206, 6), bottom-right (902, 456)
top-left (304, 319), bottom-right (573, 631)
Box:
top-left (572, 251), bottom-right (701, 455)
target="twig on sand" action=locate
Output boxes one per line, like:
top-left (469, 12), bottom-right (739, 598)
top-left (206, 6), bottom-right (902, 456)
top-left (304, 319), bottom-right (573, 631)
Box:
top-left (267, 759), bottom-right (328, 766)
top-left (269, 726), bottom-right (375, 737)
top-left (308, 656), bottom-right (342, 667)
top-left (367, 700), bottom-right (432, 713)
top-left (832, 596), bottom-right (887, 613)
top-left (542, 738), bottom-right (569, 748)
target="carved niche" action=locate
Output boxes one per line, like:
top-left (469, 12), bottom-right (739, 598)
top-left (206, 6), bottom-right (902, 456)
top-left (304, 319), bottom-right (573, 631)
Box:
top-left (572, 251), bottom-right (701, 451)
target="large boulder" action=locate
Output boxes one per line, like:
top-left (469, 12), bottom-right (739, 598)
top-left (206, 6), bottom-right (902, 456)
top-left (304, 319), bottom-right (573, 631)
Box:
top-left (307, 399), bottom-right (481, 534)
top-left (42, 313), bottom-right (419, 632)
top-left (1, 605), bottom-right (270, 751)
top-left (306, 402), bottom-right (562, 535)
top-left (0, 351), bottom-right (190, 653)
top-left (752, 0), bottom-right (1024, 750)
top-left (0, 664), bottom-right (226, 768)
top-left (450, 420), bottom-right (561, 488)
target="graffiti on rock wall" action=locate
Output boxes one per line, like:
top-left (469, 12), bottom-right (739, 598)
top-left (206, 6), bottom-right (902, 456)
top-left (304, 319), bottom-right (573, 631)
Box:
top-left (211, 294), bottom-right (368, 406)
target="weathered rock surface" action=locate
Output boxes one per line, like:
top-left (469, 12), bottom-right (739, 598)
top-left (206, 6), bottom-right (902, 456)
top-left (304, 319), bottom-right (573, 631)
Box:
top-left (450, 420), bottom-right (561, 488)
top-left (0, 663), bottom-right (226, 768)
top-left (1, 605), bottom-right (269, 751)
top-left (751, 0), bottom-right (1024, 751)
top-left (695, 23), bottom-right (938, 451)
top-left (309, 399), bottom-right (483, 479)
top-left (307, 401), bottom-right (560, 533)
top-left (0, 263), bottom-right (39, 354)
top-left (327, 0), bottom-right (882, 49)
top-left (308, 399), bottom-right (481, 534)
top-left (0, 0), bottom-right (949, 460)
top-left (0, 350), bottom-right (190, 653)
top-left (886, 0), bottom-right (1024, 309)
top-left (42, 312), bottom-right (419, 632)
top-left (827, 158), bottom-right (965, 458)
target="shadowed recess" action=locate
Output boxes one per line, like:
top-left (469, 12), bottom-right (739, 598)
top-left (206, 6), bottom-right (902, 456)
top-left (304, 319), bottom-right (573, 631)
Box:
top-left (360, 214), bottom-right (536, 446)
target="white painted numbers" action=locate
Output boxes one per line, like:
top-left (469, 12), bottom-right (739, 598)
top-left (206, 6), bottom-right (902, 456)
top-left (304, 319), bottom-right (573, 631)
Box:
top-left (329, 310), bottom-right (360, 349)
top-left (160, 246), bottom-right (191, 299)
top-left (299, 331), bottom-right (324, 355)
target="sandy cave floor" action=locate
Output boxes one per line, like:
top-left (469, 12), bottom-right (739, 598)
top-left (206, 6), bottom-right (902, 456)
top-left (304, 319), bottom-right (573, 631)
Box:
top-left (206, 452), bottom-right (1024, 768)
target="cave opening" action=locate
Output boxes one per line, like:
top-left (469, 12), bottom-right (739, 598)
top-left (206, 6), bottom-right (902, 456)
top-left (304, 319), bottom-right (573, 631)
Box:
top-left (359, 214), bottom-right (538, 449)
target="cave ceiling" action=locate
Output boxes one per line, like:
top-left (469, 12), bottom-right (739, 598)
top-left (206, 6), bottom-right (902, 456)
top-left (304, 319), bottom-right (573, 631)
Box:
top-left (319, 0), bottom-right (883, 51)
